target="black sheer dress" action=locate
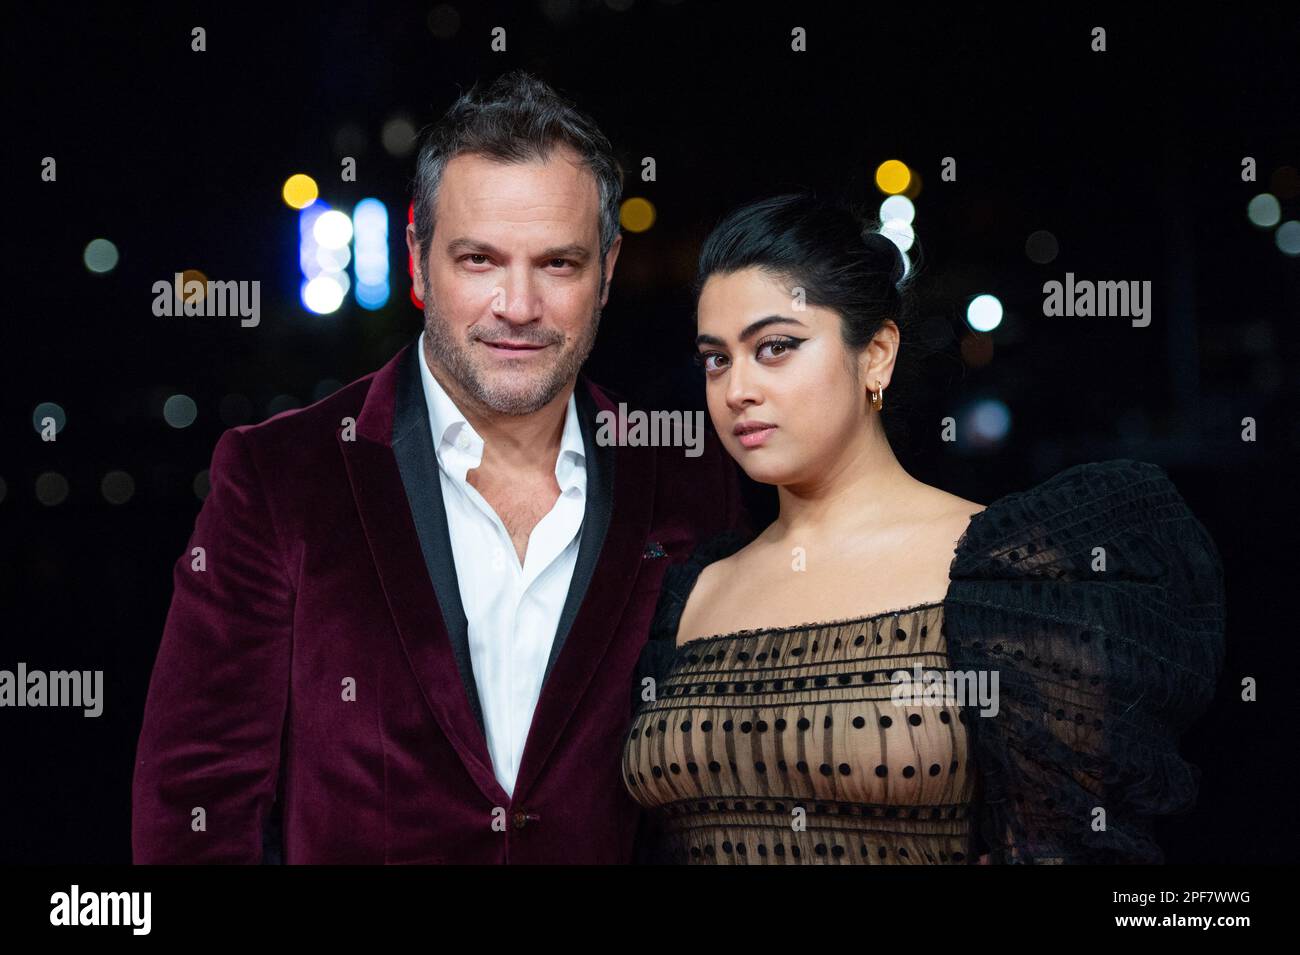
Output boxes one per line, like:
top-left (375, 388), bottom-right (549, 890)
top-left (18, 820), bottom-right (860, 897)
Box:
top-left (622, 459), bottom-right (1225, 864)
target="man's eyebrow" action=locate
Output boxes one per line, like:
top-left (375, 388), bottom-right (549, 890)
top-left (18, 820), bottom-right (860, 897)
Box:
top-left (538, 243), bottom-right (592, 261)
top-left (445, 237), bottom-right (498, 257)
top-left (695, 315), bottom-right (808, 348)
top-left (445, 237), bottom-right (592, 261)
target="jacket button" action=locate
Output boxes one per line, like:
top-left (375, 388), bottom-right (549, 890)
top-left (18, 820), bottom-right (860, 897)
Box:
top-left (511, 811), bottom-right (528, 830)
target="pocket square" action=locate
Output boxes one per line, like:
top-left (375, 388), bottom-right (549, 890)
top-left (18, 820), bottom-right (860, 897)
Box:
top-left (642, 540), bottom-right (667, 559)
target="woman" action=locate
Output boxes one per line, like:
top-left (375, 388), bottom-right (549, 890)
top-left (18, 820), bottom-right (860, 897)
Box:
top-left (622, 192), bottom-right (1226, 865)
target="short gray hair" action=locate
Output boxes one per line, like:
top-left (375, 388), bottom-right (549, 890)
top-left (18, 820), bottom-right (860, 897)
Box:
top-left (412, 71), bottom-right (624, 273)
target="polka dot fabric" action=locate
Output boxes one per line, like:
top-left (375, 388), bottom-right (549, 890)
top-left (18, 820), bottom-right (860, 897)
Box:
top-left (623, 604), bottom-right (976, 864)
top-left (625, 459), bottom-right (1226, 864)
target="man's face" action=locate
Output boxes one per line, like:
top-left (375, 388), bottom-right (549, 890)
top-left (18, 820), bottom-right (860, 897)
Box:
top-left (407, 145), bottom-right (621, 416)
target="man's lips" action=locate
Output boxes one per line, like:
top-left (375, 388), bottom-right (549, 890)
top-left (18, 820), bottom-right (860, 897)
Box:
top-left (480, 339), bottom-right (547, 351)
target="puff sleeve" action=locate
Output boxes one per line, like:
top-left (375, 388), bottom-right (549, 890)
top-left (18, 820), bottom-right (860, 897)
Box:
top-left (945, 459), bottom-right (1226, 864)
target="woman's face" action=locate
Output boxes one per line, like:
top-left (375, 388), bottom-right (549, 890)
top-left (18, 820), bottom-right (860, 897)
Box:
top-left (695, 267), bottom-right (877, 487)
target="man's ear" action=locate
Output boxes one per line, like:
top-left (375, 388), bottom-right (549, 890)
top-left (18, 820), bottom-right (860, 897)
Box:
top-left (405, 222), bottom-right (425, 299)
top-left (598, 233), bottom-right (623, 308)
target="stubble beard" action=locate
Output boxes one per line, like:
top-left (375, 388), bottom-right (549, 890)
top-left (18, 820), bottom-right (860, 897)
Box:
top-left (421, 294), bottom-right (601, 416)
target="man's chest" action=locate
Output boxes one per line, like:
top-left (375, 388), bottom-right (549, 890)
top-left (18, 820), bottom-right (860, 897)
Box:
top-left (445, 464), bottom-right (579, 573)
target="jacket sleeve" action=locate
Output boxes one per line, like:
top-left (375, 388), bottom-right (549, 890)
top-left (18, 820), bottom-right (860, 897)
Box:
top-left (945, 459), bottom-right (1225, 864)
top-left (132, 427), bottom-right (295, 863)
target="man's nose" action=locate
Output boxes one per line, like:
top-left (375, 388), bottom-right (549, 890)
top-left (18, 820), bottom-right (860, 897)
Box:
top-left (492, 267), bottom-right (541, 323)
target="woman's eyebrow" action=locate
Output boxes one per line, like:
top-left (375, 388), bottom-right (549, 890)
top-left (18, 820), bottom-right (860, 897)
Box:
top-left (695, 315), bottom-right (807, 348)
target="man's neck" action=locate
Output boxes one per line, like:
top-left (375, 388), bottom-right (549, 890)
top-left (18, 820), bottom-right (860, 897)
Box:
top-left (423, 345), bottom-right (574, 475)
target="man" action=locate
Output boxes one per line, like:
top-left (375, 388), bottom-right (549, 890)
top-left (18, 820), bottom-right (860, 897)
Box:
top-left (131, 71), bottom-right (750, 863)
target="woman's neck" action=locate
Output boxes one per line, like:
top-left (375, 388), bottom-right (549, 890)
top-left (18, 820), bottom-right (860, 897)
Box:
top-left (767, 428), bottom-right (923, 544)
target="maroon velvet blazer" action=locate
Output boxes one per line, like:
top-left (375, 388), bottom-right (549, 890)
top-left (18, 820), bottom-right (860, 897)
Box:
top-left (131, 338), bottom-right (749, 863)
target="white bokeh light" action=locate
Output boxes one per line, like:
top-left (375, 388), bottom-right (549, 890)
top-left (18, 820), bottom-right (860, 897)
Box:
top-left (303, 274), bottom-right (348, 314)
top-left (967, 294), bottom-right (1004, 332)
top-left (313, 210), bottom-right (354, 250)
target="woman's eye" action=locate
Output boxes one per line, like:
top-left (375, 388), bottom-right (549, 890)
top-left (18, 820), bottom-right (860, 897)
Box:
top-left (697, 352), bottom-right (728, 372)
top-left (757, 338), bottom-right (798, 359)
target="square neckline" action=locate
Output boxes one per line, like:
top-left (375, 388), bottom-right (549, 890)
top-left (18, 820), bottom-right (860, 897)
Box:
top-left (672, 598), bottom-right (947, 655)
top-left (670, 503), bottom-right (990, 656)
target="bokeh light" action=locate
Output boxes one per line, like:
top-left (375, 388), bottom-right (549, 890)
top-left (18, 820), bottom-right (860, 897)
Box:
top-left (1025, 230), bottom-right (1060, 264)
top-left (163, 394), bottom-right (198, 429)
top-left (313, 210), bottom-right (354, 249)
top-left (966, 294), bottom-right (1004, 332)
top-left (83, 238), bottom-right (119, 274)
top-left (381, 116), bottom-right (417, 157)
top-left (35, 472), bottom-right (70, 506)
top-left (620, 197), bottom-right (656, 232)
top-left (101, 470), bottom-right (135, 505)
top-left (282, 173), bottom-right (319, 210)
top-left (879, 219), bottom-right (915, 257)
top-left (1276, 221), bottom-right (1300, 256)
top-left (874, 159), bottom-right (912, 195)
top-left (353, 198), bottom-right (390, 310)
top-left (32, 401), bottom-right (66, 435)
top-left (967, 398), bottom-right (1012, 447)
top-left (427, 4), bottom-right (461, 38)
top-left (303, 274), bottom-right (348, 314)
top-left (879, 194), bottom-right (915, 225)
top-left (1247, 193), bottom-right (1281, 228)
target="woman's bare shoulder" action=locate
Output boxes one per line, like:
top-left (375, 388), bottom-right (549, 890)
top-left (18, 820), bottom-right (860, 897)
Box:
top-left (676, 541), bottom-right (762, 645)
top-left (689, 546), bottom-right (745, 609)
top-left (917, 485), bottom-right (988, 528)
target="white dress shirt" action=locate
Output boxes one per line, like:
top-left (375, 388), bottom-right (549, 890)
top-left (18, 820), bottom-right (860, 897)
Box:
top-left (416, 331), bottom-right (587, 798)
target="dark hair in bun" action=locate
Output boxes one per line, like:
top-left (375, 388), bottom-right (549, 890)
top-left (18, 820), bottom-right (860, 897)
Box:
top-left (695, 190), bottom-right (914, 351)
top-left (694, 190), bottom-right (922, 444)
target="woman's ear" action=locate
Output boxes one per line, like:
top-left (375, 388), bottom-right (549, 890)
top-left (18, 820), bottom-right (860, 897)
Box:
top-left (858, 319), bottom-right (900, 390)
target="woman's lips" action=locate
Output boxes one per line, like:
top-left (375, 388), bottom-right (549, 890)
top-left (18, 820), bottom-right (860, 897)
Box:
top-left (736, 425), bottom-right (777, 448)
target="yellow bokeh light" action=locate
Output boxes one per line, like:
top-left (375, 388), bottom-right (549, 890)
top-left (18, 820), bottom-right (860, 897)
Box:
top-left (181, 268), bottom-right (208, 303)
top-left (282, 173), bottom-right (319, 210)
top-left (620, 197), bottom-right (656, 233)
top-left (874, 160), bottom-right (912, 196)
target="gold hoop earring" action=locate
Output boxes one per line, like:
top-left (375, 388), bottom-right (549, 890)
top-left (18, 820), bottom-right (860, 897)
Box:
top-left (869, 379), bottom-right (883, 412)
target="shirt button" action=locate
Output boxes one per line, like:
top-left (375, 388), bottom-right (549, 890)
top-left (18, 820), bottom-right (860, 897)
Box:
top-left (456, 433), bottom-right (470, 451)
top-left (511, 811), bottom-right (528, 830)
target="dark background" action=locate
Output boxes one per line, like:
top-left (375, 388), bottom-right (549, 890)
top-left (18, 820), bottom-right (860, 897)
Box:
top-left (3, 2), bottom-right (1296, 863)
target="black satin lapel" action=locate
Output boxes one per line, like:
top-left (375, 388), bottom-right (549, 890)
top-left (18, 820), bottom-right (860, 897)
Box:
top-left (391, 343), bottom-right (486, 738)
top-left (542, 379), bottom-right (615, 687)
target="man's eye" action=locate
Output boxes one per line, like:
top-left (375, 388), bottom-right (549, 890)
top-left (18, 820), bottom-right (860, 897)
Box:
top-left (463, 254), bottom-right (489, 265)
top-left (549, 258), bottom-right (574, 269)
